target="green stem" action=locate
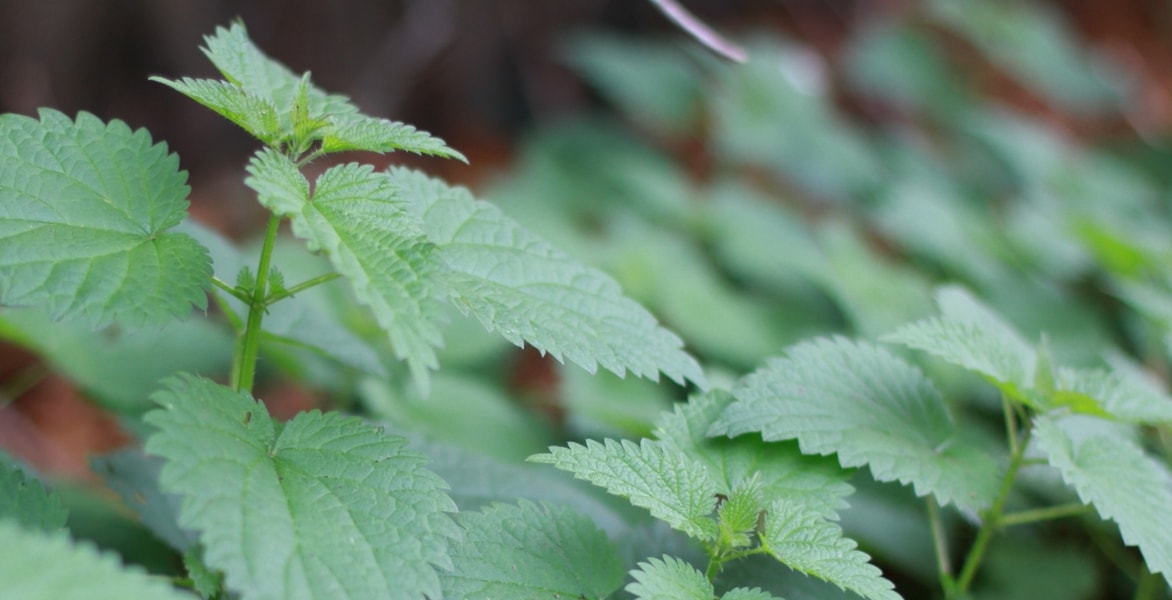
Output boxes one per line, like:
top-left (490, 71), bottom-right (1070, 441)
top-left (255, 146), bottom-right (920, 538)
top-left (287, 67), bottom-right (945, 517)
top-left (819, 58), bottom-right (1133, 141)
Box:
top-left (952, 422), bottom-right (1032, 595)
top-left (927, 497), bottom-right (955, 592)
top-left (999, 502), bottom-right (1092, 528)
top-left (232, 214), bottom-right (282, 393)
top-left (211, 276), bottom-right (251, 303)
top-left (265, 272), bottom-right (341, 303)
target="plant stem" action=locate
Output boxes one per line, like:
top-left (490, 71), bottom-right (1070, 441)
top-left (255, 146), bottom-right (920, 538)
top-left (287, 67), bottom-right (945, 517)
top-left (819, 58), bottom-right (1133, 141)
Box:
top-left (927, 497), bottom-right (955, 592)
top-left (999, 502), bottom-right (1091, 528)
top-left (211, 276), bottom-right (251, 303)
top-left (952, 423), bottom-right (1032, 595)
top-left (265, 272), bottom-right (341, 303)
top-left (232, 214), bottom-right (282, 393)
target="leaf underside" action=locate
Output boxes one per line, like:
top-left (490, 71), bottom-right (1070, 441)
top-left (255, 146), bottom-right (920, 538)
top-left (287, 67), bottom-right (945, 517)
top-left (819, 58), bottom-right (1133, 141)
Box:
top-left (711, 336), bottom-right (1000, 513)
top-left (1033, 414), bottom-right (1172, 587)
top-left (389, 166), bottom-right (708, 389)
top-left (145, 374), bottom-right (458, 600)
top-left (442, 500), bottom-right (625, 599)
top-left (0, 109), bottom-right (210, 329)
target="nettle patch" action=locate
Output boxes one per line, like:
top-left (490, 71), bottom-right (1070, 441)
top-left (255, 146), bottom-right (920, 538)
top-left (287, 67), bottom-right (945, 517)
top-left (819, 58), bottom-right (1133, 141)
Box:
top-left (1, 20), bottom-right (1171, 600)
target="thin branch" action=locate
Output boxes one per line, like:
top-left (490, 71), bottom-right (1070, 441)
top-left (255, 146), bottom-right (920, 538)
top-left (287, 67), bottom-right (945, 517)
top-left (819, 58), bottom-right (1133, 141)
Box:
top-left (648, 0), bottom-right (747, 63)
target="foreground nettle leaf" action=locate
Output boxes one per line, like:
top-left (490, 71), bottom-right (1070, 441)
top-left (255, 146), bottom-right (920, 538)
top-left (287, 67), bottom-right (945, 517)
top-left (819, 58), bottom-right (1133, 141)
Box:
top-left (1033, 414), bottom-right (1172, 587)
top-left (711, 337), bottom-right (999, 512)
top-left (761, 500), bottom-right (901, 600)
top-left (657, 390), bottom-right (854, 519)
top-left (246, 150), bottom-right (445, 387)
top-left (0, 110), bottom-right (211, 329)
top-left (0, 462), bottom-right (67, 532)
top-left (0, 521), bottom-right (190, 600)
top-left (626, 556), bottom-right (714, 600)
top-left (389, 167), bottom-right (708, 389)
top-left (145, 374), bottom-right (458, 600)
top-left (530, 439), bottom-right (718, 540)
top-left (883, 285), bottom-right (1036, 396)
top-left (442, 500), bottom-right (625, 599)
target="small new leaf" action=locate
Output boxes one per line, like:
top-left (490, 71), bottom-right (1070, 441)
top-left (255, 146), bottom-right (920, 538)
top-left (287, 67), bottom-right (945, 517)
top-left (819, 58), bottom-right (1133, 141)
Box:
top-left (0, 461), bottom-right (67, 532)
top-left (883, 285), bottom-right (1037, 401)
top-left (322, 114), bottom-right (467, 162)
top-left (1033, 414), bottom-right (1172, 587)
top-left (626, 555), bottom-right (714, 600)
top-left (442, 500), bottom-right (625, 599)
top-left (0, 110), bottom-right (211, 329)
top-left (145, 374), bottom-right (459, 600)
top-left (710, 337), bottom-right (999, 513)
top-left (389, 167), bottom-right (707, 389)
top-left (761, 500), bottom-right (902, 600)
top-left (0, 521), bottom-right (191, 600)
top-left (529, 439), bottom-right (718, 540)
top-left (246, 150), bottom-right (446, 388)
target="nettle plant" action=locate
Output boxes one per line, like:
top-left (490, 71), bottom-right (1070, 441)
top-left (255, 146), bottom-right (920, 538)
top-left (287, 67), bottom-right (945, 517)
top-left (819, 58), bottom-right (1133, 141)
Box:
top-left (2, 20), bottom-right (1172, 600)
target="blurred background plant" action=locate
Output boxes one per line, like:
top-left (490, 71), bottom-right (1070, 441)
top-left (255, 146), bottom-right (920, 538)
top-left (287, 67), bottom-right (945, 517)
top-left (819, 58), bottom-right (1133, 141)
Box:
top-left (3, 1), bottom-right (1172, 598)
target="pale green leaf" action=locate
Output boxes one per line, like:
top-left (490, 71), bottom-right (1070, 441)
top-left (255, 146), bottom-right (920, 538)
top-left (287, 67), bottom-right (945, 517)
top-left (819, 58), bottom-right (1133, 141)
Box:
top-left (1056, 367), bottom-right (1172, 425)
top-left (0, 461), bottom-right (67, 532)
top-left (711, 337), bottom-right (1000, 512)
top-left (145, 374), bottom-right (458, 600)
top-left (389, 166), bottom-right (707, 388)
top-left (0, 109), bottom-right (211, 329)
top-left (184, 546), bottom-right (225, 600)
top-left (761, 500), bottom-right (901, 600)
top-left (0, 521), bottom-right (192, 600)
top-left (150, 77), bottom-right (280, 144)
top-left (530, 439), bottom-right (718, 540)
top-left (883, 285), bottom-right (1036, 394)
top-left (723, 589), bottom-right (784, 600)
top-left (626, 555), bottom-right (713, 600)
top-left (658, 389), bottom-right (853, 519)
top-left (442, 500), bottom-right (625, 600)
top-left (322, 114), bottom-right (466, 161)
top-left (246, 150), bottom-right (445, 387)
top-left (1033, 414), bottom-right (1172, 587)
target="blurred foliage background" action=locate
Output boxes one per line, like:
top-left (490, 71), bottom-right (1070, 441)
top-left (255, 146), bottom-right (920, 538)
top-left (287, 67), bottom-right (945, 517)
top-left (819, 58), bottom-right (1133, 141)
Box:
top-left (5, 2), bottom-right (1172, 597)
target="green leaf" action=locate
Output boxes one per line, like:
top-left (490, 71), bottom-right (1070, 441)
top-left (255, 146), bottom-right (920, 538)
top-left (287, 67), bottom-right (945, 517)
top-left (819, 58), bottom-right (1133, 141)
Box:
top-left (0, 461), bottom-right (67, 532)
top-left (723, 589), bottom-right (784, 600)
top-left (1033, 414), bottom-right (1172, 587)
top-left (145, 374), bottom-right (458, 600)
top-left (0, 109), bottom-right (211, 329)
top-left (321, 114), bottom-right (466, 161)
top-left (530, 439), bottom-right (718, 540)
top-left (718, 475), bottom-right (765, 549)
top-left (626, 555), bottom-right (714, 600)
top-left (883, 285), bottom-right (1036, 398)
top-left (711, 337), bottom-right (1000, 513)
top-left (184, 546), bottom-right (225, 600)
top-left (246, 150), bottom-right (445, 388)
top-left (389, 166), bottom-right (707, 389)
top-left (761, 500), bottom-right (901, 600)
top-left (0, 520), bottom-right (192, 600)
top-left (1055, 366), bottom-right (1172, 425)
top-left (442, 500), bottom-right (625, 599)
top-left (150, 77), bottom-right (280, 144)
top-left (658, 390), bottom-right (853, 519)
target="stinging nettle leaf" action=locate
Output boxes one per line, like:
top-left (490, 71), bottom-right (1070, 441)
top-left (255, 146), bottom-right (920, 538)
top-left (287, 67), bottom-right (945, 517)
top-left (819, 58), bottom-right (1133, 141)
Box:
top-left (145, 374), bottom-right (459, 600)
top-left (388, 166), bottom-right (708, 389)
top-left (246, 149), bottom-right (446, 388)
top-left (1033, 414), bottom-right (1172, 587)
top-left (883, 285), bottom-right (1036, 396)
top-left (761, 499), bottom-right (902, 600)
top-left (442, 499), bottom-right (625, 600)
top-left (321, 114), bottom-right (467, 162)
top-left (625, 555), bottom-right (714, 600)
top-left (0, 109), bottom-right (211, 329)
top-left (711, 337), bottom-right (1000, 513)
top-left (149, 77), bottom-right (281, 145)
top-left (0, 520), bottom-right (192, 600)
top-left (0, 461), bottom-right (67, 532)
top-left (529, 438), bottom-right (718, 540)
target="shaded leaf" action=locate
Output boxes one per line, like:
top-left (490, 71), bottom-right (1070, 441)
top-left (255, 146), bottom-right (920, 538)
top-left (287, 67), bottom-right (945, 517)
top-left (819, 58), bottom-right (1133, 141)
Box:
top-left (0, 461), bottom-right (67, 532)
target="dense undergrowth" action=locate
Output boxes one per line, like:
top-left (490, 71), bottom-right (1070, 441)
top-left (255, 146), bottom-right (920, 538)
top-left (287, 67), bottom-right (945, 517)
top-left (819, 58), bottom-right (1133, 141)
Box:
top-left (2, 3), bottom-right (1172, 599)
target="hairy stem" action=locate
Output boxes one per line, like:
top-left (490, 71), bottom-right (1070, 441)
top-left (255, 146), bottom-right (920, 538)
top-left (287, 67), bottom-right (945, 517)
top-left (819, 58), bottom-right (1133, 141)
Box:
top-left (952, 422), bottom-right (1032, 595)
top-left (232, 214), bottom-right (282, 393)
top-left (927, 497), bottom-right (955, 592)
top-left (999, 502), bottom-right (1092, 528)
top-left (265, 272), bottom-right (341, 303)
